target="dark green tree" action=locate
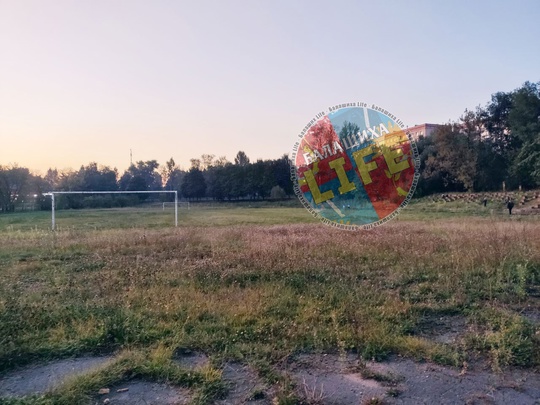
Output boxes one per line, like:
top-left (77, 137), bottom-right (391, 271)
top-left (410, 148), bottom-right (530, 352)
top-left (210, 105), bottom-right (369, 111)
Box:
top-left (0, 165), bottom-right (31, 212)
top-left (271, 154), bottom-right (293, 196)
top-left (119, 160), bottom-right (162, 191)
top-left (77, 163), bottom-right (118, 191)
top-left (181, 167), bottom-right (206, 200)
top-left (482, 91), bottom-right (515, 156)
top-left (234, 151), bottom-right (250, 166)
top-left (248, 159), bottom-right (274, 199)
top-left (422, 124), bottom-right (477, 192)
top-left (507, 81), bottom-right (540, 187)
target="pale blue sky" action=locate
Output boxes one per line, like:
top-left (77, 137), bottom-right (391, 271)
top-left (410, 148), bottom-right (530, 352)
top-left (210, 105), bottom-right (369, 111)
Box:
top-left (1, 0), bottom-right (539, 173)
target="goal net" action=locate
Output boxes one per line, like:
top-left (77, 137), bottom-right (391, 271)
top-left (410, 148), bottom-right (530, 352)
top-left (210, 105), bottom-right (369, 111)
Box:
top-left (162, 201), bottom-right (190, 210)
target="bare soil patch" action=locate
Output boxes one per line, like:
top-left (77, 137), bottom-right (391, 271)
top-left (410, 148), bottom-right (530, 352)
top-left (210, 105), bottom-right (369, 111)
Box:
top-left (0, 356), bottom-right (112, 397)
top-left (287, 354), bottom-right (540, 404)
top-left (288, 354), bottom-right (389, 404)
top-left (173, 349), bottom-right (210, 370)
top-left (215, 362), bottom-right (271, 405)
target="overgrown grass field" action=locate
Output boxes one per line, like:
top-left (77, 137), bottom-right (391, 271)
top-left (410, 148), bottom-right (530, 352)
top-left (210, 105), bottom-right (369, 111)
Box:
top-left (0, 203), bottom-right (539, 403)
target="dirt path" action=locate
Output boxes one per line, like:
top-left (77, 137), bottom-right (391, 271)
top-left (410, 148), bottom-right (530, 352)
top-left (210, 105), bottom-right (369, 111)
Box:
top-left (1, 353), bottom-right (539, 404)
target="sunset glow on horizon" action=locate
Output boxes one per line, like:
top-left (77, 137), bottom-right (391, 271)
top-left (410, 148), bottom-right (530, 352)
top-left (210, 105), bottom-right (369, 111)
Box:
top-left (1, 0), bottom-right (539, 174)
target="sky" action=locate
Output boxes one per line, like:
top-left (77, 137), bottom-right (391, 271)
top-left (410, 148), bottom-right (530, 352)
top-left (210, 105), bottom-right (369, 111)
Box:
top-left (1, 0), bottom-right (539, 174)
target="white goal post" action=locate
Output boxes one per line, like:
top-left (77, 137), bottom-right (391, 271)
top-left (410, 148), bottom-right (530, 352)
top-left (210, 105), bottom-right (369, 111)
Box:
top-left (44, 191), bottom-right (178, 230)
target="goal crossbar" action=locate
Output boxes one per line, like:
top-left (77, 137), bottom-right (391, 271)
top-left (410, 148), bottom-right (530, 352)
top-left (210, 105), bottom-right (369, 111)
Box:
top-left (44, 191), bottom-right (178, 230)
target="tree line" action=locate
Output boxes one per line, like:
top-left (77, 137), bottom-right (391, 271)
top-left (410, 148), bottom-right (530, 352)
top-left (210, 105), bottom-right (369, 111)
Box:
top-left (416, 81), bottom-right (540, 195)
top-left (1, 81), bottom-right (538, 212)
top-left (0, 153), bottom-right (293, 211)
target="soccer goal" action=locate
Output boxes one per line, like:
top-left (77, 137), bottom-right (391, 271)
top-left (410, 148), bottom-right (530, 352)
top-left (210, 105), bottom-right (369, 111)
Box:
top-left (163, 201), bottom-right (189, 210)
top-left (43, 190), bottom-right (178, 230)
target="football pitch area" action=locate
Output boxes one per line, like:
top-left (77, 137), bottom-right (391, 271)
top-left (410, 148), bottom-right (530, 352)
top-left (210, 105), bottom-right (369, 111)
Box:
top-left (1, 197), bottom-right (538, 230)
top-left (0, 203), bottom-right (539, 404)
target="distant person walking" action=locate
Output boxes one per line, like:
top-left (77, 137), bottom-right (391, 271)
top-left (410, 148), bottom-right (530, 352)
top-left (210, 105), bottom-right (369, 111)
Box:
top-left (483, 197), bottom-right (488, 207)
top-left (507, 200), bottom-right (514, 215)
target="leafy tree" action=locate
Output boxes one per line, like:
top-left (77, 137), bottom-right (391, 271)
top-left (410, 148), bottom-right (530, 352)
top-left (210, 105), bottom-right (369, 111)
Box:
top-left (44, 168), bottom-right (60, 190)
top-left (189, 158), bottom-right (201, 170)
top-left (0, 165), bottom-right (31, 212)
top-left (214, 156), bottom-right (229, 167)
top-left (422, 124), bottom-right (477, 192)
top-left (480, 81), bottom-right (540, 189)
top-left (57, 169), bottom-right (82, 191)
top-left (234, 151), bottom-right (250, 166)
top-left (474, 140), bottom-right (507, 191)
top-left (459, 108), bottom-right (501, 191)
top-left (507, 81), bottom-right (540, 187)
top-left (225, 163), bottom-right (247, 199)
top-left (508, 82), bottom-right (540, 146)
top-left (76, 163), bottom-right (118, 191)
top-left (482, 91), bottom-right (515, 156)
top-left (160, 157), bottom-right (187, 199)
top-left (248, 159), bottom-right (274, 199)
top-left (512, 139), bottom-right (540, 187)
top-left (161, 158), bottom-right (177, 190)
top-left (32, 174), bottom-right (52, 210)
top-left (270, 185), bottom-right (286, 200)
top-left (271, 154), bottom-right (293, 196)
top-left (201, 154), bottom-right (215, 170)
top-left (119, 160), bottom-right (162, 191)
top-left (205, 164), bottom-right (230, 200)
top-left (415, 135), bottom-right (438, 196)
top-left (181, 167), bottom-right (206, 200)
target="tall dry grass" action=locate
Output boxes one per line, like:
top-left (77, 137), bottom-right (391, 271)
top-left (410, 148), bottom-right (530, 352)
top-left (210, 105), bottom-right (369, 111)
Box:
top-left (0, 217), bottom-right (539, 402)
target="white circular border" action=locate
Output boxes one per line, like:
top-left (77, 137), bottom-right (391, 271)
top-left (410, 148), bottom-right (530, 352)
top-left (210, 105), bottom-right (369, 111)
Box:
top-left (290, 102), bottom-right (421, 230)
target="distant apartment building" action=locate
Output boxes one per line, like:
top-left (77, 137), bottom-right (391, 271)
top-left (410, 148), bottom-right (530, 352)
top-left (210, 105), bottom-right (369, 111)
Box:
top-left (404, 123), bottom-right (441, 140)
